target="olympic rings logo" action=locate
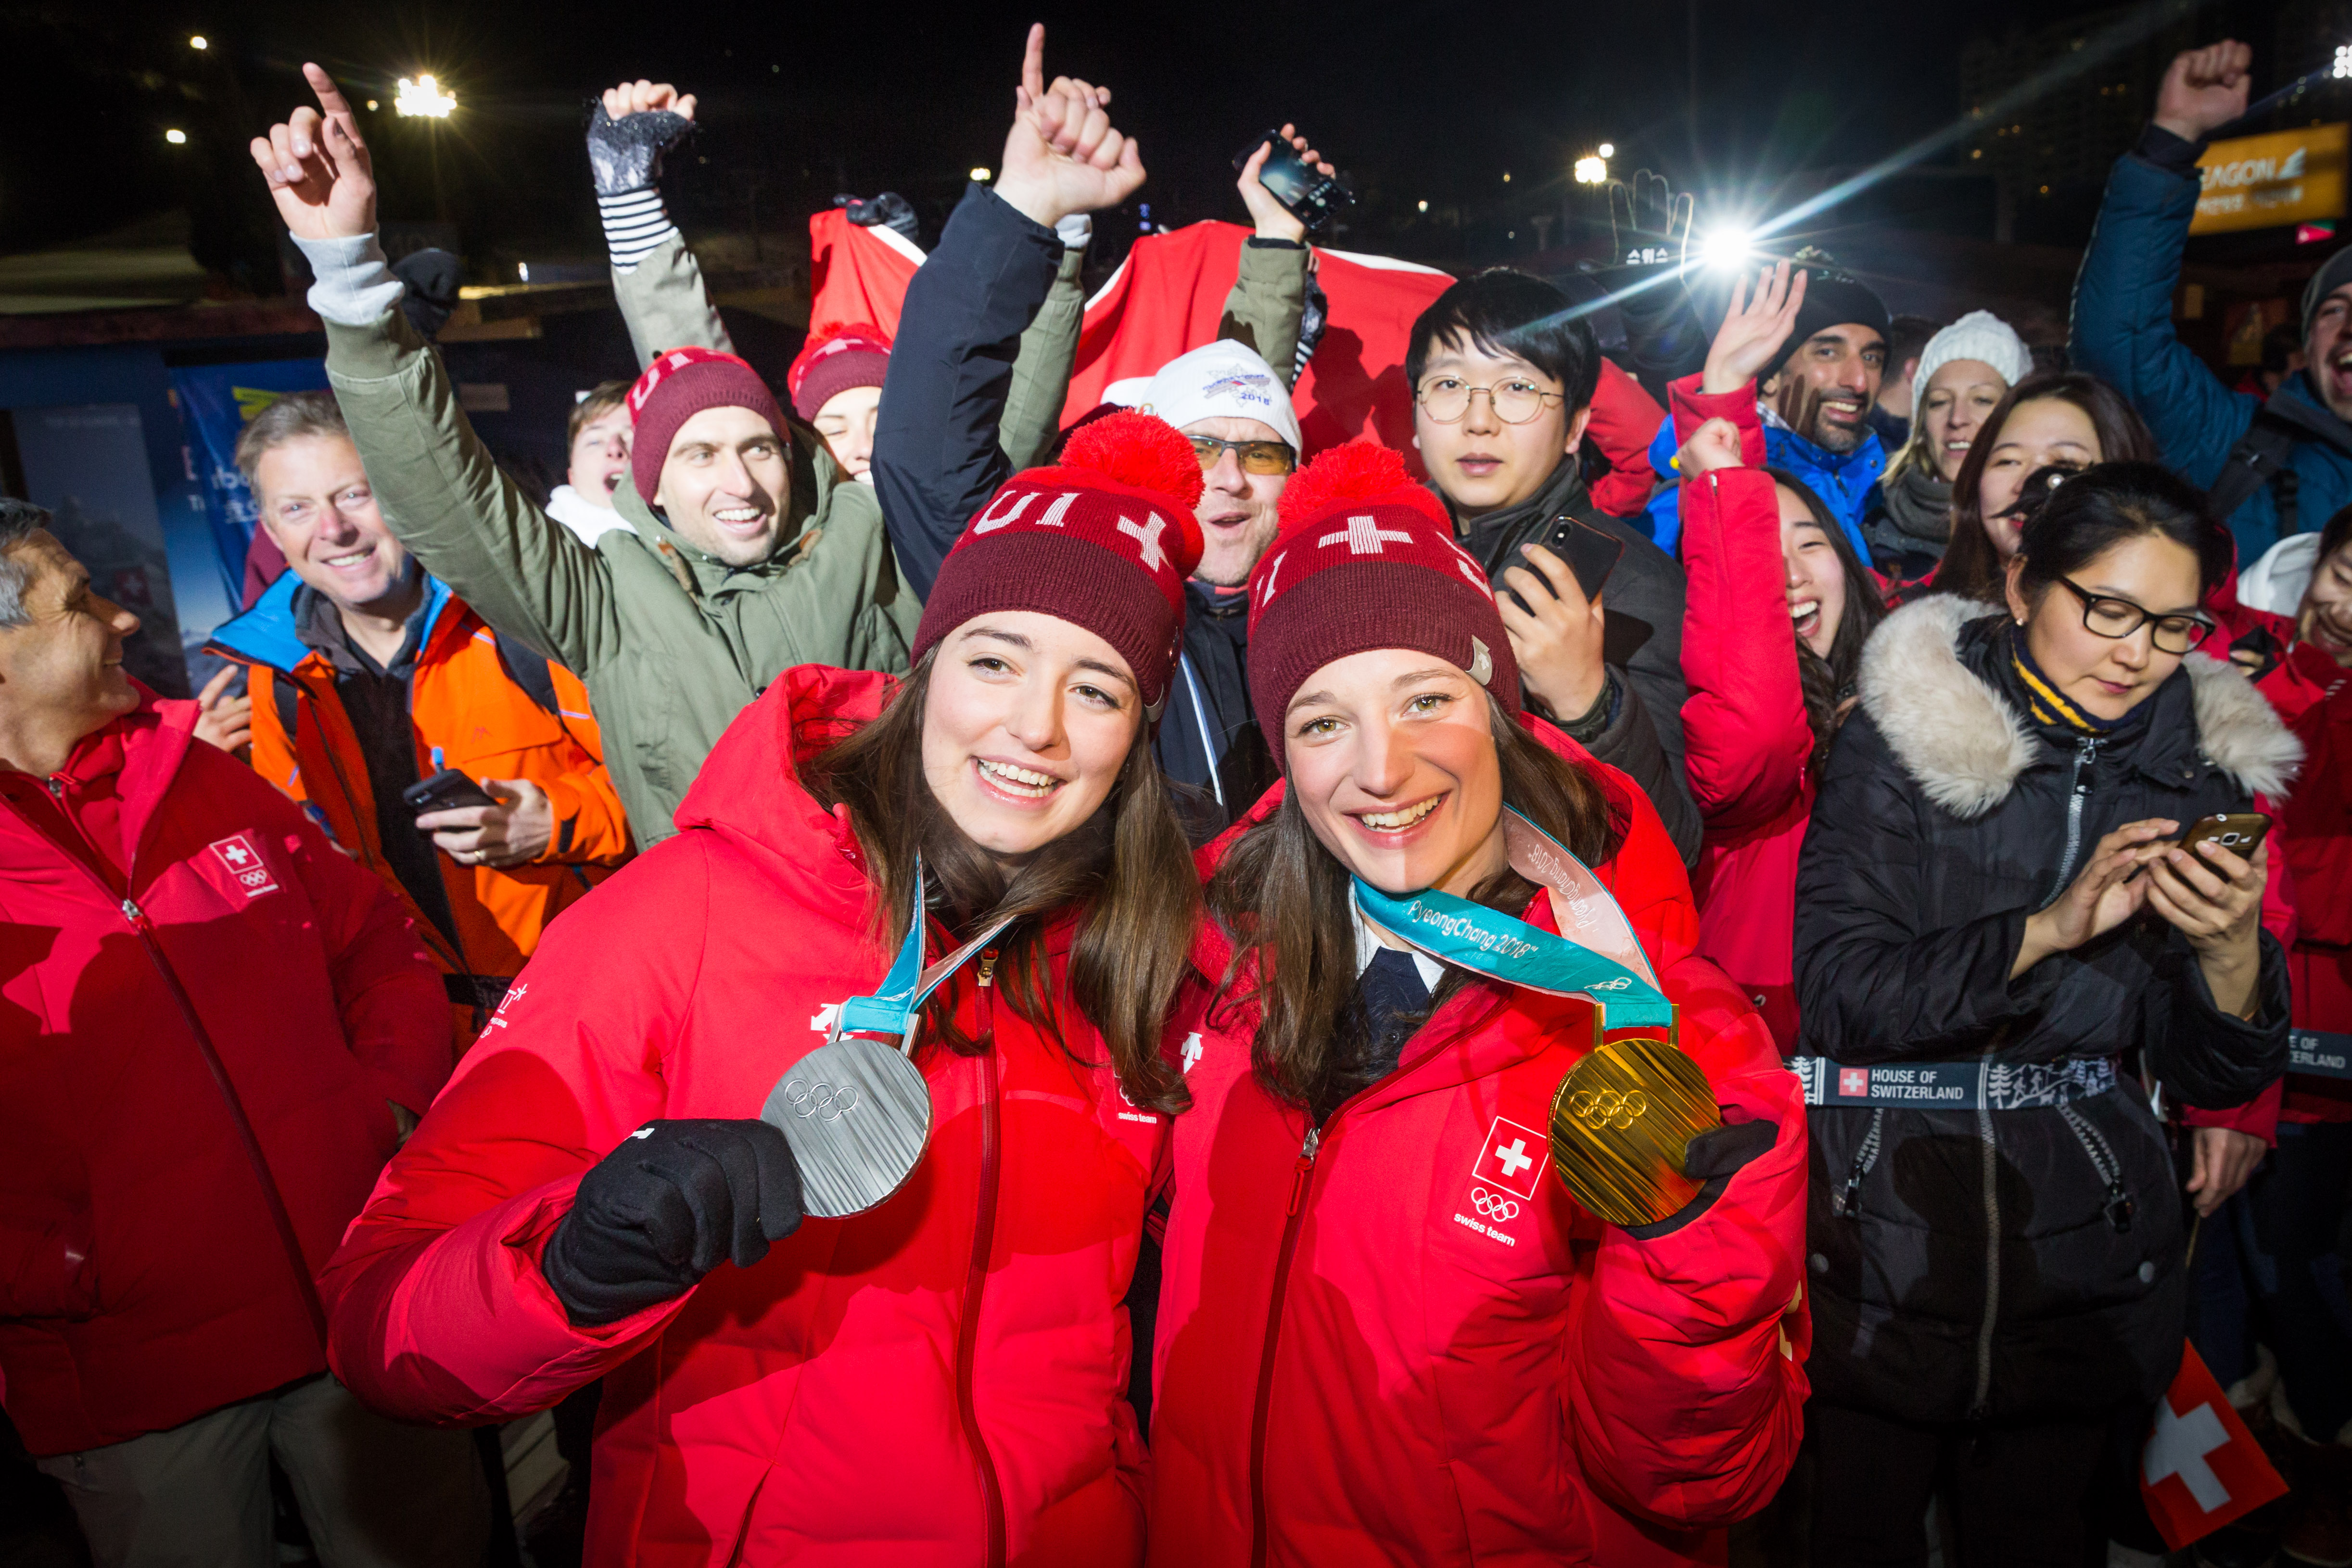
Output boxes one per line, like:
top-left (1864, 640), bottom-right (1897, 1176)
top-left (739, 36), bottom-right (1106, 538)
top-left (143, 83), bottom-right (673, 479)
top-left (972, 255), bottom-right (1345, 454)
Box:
top-left (1586, 976), bottom-right (1632, 992)
top-left (1568, 1088), bottom-right (1648, 1132)
top-left (1470, 1186), bottom-right (1521, 1222)
top-left (780, 1078), bottom-right (859, 1121)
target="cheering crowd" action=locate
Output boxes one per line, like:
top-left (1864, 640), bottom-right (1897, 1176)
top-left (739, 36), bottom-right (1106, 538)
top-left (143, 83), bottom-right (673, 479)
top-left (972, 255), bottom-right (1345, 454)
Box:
top-left (2, 23), bottom-right (2348, 1568)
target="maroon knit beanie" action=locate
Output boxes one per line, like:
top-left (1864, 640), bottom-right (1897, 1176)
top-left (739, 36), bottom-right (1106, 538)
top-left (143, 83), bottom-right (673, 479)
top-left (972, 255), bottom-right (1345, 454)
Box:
top-left (788, 324), bottom-right (892, 422)
top-left (1246, 441), bottom-right (1519, 759)
top-left (624, 346), bottom-right (788, 507)
top-left (913, 411), bottom-right (1206, 715)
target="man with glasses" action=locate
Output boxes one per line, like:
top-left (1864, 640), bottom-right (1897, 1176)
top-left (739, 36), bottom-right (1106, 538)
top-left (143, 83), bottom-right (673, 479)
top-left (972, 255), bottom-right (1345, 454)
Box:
top-left (1409, 269), bottom-right (1702, 863)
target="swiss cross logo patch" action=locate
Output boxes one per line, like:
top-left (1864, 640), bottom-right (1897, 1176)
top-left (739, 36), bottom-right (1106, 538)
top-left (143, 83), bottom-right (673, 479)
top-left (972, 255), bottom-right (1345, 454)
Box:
top-left (1472, 1116), bottom-right (1546, 1201)
top-left (207, 834), bottom-right (279, 898)
top-left (1839, 1068), bottom-right (1869, 1097)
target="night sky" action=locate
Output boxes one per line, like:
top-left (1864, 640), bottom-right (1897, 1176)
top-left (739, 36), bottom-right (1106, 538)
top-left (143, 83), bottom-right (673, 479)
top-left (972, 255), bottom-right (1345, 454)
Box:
top-left (0, 0), bottom-right (2301, 276)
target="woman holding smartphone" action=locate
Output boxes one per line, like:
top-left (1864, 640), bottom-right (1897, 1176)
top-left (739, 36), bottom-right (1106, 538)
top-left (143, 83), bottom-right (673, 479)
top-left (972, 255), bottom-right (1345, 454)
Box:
top-left (1792, 462), bottom-right (2296, 1566)
top-left (1148, 442), bottom-right (1810, 1567)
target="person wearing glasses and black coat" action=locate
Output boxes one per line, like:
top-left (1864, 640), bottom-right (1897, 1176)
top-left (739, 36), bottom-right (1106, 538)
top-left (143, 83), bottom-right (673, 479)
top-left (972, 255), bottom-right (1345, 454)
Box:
top-left (1790, 462), bottom-right (2298, 1567)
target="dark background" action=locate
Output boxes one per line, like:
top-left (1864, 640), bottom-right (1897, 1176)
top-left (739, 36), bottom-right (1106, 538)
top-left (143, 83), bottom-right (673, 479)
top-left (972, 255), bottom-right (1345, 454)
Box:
top-left (5, 0), bottom-right (2337, 286)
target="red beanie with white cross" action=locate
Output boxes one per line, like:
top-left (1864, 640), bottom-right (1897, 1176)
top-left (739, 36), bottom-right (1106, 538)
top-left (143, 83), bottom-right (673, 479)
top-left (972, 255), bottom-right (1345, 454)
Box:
top-left (1247, 441), bottom-right (1519, 752)
top-left (913, 411), bottom-right (1206, 716)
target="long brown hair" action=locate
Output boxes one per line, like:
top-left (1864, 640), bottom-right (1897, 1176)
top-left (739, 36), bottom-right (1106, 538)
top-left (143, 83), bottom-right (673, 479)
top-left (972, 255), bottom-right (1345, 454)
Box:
top-left (798, 650), bottom-right (1199, 1114)
top-left (1932, 372), bottom-right (2155, 604)
top-left (1205, 701), bottom-right (1621, 1120)
top-left (1770, 469), bottom-right (1887, 771)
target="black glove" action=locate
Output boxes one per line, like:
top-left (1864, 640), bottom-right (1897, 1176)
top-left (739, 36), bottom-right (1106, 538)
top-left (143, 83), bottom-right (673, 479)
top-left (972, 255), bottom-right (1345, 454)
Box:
top-left (1621, 1118), bottom-right (1778, 1240)
top-left (392, 248), bottom-right (461, 344)
top-left (833, 191), bottom-right (921, 244)
top-left (586, 105), bottom-right (694, 200)
top-left (542, 1119), bottom-right (804, 1327)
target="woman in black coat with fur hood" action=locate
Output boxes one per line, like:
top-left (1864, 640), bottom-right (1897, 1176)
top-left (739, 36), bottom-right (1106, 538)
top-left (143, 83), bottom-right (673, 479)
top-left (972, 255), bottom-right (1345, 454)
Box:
top-left (1790, 462), bottom-right (2299, 1567)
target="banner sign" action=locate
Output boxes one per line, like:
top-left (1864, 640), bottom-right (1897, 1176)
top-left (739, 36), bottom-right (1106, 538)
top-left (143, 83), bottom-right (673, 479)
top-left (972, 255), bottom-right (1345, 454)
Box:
top-left (168, 360), bottom-right (331, 609)
top-left (2191, 124), bottom-right (2348, 235)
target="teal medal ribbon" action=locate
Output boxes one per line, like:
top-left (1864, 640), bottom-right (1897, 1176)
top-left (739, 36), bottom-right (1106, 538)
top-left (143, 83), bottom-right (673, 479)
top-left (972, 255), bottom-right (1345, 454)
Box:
top-left (1348, 809), bottom-right (1675, 1033)
top-left (760, 860), bottom-right (1016, 1217)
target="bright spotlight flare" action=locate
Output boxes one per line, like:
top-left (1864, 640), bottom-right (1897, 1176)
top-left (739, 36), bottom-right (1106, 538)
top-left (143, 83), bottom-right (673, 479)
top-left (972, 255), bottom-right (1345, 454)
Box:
top-left (394, 74), bottom-right (457, 119)
top-left (1574, 154), bottom-right (1608, 186)
top-left (1698, 227), bottom-right (1754, 269)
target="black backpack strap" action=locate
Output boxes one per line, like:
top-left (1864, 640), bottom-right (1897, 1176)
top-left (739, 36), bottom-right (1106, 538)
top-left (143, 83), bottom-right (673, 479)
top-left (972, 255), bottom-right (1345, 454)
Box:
top-left (2207, 412), bottom-right (2299, 525)
top-left (489, 635), bottom-right (563, 720)
top-left (267, 666), bottom-right (299, 742)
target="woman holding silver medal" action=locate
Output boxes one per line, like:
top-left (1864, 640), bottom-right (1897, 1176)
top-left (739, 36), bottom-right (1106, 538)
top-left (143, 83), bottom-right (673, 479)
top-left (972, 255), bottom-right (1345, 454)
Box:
top-left (1145, 441), bottom-right (1812, 1567)
top-left (316, 408), bottom-right (1211, 1566)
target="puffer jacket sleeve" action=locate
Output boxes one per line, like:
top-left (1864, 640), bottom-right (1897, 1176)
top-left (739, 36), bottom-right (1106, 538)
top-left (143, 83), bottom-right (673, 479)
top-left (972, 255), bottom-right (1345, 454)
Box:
top-left (1587, 362), bottom-right (1667, 519)
top-left (1678, 466), bottom-right (1814, 829)
top-left (531, 663), bottom-right (633, 868)
top-left (1218, 239), bottom-right (1310, 389)
top-left (1001, 240), bottom-right (1088, 472)
top-left (1567, 759), bottom-right (1810, 1525)
top-left (611, 231), bottom-right (735, 368)
top-left (1792, 716), bottom-right (2065, 1061)
top-left (318, 840), bottom-right (712, 1421)
top-left (1669, 374), bottom-right (1770, 469)
top-left (2142, 921), bottom-right (2290, 1109)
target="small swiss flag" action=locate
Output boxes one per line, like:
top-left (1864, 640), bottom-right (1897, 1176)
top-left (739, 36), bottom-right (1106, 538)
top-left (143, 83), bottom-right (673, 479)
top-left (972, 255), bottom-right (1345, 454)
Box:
top-left (1838, 1068), bottom-right (1869, 1097)
top-left (2140, 1341), bottom-right (2288, 1550)
top-left (1471, 1117), bottom-right (1546, 1201)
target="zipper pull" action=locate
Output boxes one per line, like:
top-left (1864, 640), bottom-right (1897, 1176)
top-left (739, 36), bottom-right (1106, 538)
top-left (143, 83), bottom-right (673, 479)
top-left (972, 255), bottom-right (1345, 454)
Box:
top-left (1286, 1127), bottom-right (1321, 1215)
top-left (976, 948), bottom-right (998, 987)
top-left (2105, 1182), bottom-right (2134, 1234)
top-left (119, 897), bottom-right (145, 928)
top-left (46, 777), bottom-right (66, 798)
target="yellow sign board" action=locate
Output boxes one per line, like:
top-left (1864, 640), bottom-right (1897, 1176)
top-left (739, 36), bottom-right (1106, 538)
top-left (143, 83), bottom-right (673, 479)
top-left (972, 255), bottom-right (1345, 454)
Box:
top-left (2191, 124), bottom-right (2348, 235)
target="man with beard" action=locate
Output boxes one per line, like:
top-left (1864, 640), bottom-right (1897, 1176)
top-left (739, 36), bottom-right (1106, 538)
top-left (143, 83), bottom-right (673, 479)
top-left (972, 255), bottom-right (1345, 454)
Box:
top-left (2072, 38), bottom-right (2352, 561)
top-left (1645, 252), bottom-right (1890, 561)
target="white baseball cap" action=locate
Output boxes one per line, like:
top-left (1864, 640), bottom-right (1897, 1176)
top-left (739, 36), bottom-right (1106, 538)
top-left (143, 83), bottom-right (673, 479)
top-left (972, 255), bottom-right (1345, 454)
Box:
top-left (1104, 340), bottom-right (1302, 452)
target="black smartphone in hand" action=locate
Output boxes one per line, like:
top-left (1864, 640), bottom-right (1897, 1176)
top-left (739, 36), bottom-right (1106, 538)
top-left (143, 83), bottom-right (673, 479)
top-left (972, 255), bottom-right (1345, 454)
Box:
top-left (1232, 130), bottom-right (1352, 230)
top-left (401, 767), bottom-right (496, 816)
top-left (1505, 516), bottom-right (1625, 617)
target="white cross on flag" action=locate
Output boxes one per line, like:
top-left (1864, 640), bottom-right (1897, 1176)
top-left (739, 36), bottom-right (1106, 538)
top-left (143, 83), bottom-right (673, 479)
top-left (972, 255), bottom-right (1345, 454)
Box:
top-left (1319, 513), bottom-right (1414, 555)
top-left (1118, 512), bottom-right (1170, 572)
top-left (1471, 1116), bottom-right (1546, 1201)
top-left (206, 834), bottom-right (279, 899)
top-left (2139, 1341), bottom-right (2287, 1549)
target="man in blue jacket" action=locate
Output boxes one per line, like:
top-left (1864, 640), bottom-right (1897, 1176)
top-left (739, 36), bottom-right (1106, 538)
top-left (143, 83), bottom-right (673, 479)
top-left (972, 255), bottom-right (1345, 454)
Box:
top-left (1643, 254), bottom-right (1890, 557)
top-left (2071, 39), bottom-right (2352, 562)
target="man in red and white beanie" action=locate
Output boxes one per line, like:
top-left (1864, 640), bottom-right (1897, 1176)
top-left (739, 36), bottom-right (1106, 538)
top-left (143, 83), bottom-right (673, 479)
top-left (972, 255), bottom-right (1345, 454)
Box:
top-left (1247, 440), bottom-right (1521, 745)
top-left (787, 324), bottom-right (893, 483)
top-left (917, 410), bottom-right (1206, 717)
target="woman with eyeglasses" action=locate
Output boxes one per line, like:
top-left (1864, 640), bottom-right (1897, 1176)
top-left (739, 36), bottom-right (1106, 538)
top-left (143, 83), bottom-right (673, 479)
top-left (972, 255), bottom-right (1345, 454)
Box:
top-left (1790, 462), bottom-right (2296, 1566)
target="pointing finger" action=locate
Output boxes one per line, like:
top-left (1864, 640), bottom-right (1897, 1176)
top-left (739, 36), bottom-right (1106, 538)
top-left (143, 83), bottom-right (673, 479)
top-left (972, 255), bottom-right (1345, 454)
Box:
top-left (1021, 22), bottom-right (1046, 102)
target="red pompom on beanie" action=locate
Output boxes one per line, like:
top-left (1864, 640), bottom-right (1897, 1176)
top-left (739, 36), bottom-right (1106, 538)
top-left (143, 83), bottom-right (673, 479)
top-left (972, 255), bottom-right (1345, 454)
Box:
top-left (624, 346), bottom-right (789, 507)
top-left (787, 324), bottom-right (893, 422)
top-left (1246, 440), bottom-right (1518, 756)
top-left (913, 411), bottom-right (1206, 714)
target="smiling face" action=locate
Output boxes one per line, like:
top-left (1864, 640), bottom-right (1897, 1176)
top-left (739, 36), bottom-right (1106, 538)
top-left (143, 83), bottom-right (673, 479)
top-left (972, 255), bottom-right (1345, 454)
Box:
top-left (1762, 324), bottom-right (1887, 454)
top-left (1412, 333), bottom-right (1592, 520)
top-left (0, 531), bottom-right (141, 753)
top-left (565, 403), bottom-right (632, 510)
top-left (1187, 414), bottom-right (1289, 587)
top-left (2299, 535), bottom-right (2352, 667)
top-left (2304, 287), bottom-right (2352, 423)
top-left (919, 611), bottom-right (1143, 864)
top-left (1779, 485), bottom-right (1849, 659)
top-left (653, 405), bottom-right (792, 567)
top-left (1976, 396), bottom-right (2100, 560)
top-left (2008, 532), bottom-right (2202, 723)
top-left (253, 433), bottom-right (414, 615)
top-left (1283, 647), bottom-right (1508, 898)
top-left (1918, 357), bottom-right (2008, 483)
top-left (814, 384), bottom-right (883, 484)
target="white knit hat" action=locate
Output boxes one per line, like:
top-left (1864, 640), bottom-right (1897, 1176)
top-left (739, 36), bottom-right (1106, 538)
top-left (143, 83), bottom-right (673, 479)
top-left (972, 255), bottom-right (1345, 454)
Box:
top-left (1911, 310), bottom-right (2035, 409)
top-left (1104, 340), bottom-right (1302, 451)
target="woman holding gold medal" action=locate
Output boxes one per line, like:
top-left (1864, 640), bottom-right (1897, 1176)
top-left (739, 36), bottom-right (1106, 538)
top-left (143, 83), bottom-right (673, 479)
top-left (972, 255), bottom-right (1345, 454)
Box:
top-left (1146, 441), bottom-right (1811, 1567)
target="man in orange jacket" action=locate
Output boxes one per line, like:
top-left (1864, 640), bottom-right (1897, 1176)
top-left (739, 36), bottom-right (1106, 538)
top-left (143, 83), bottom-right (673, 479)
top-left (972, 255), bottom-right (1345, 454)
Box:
top-left (209, 392), bottom-right (631, 1034)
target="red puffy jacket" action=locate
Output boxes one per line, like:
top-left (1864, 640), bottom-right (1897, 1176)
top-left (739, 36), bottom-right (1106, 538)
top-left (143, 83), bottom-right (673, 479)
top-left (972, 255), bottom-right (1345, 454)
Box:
top-left (1148, 717), bottom-right (1810, 1568)
top-left (319, 665), bottom-right (1169, 1567)
top-left (1675, 463), bottom-right (1814, 1051)
top-left (0, 691), bottom-right (449, 1455)
top-left (2257, 641), bottom-right (2352, 1122)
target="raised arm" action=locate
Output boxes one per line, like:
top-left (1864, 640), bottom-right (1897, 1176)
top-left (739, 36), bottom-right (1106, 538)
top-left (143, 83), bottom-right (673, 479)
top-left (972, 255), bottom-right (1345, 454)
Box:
top-left (253, 65), bottom-right (623, 676)
top-left (589, 80), bottom-right (737, 367)
top-left (870, 24), bottom-right (1144, 599)
top-left (1222, 126), bottom-right (1329, 386)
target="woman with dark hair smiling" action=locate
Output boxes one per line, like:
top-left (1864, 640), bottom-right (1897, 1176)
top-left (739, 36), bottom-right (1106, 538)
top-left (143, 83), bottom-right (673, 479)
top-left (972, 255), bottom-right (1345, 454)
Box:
top-left (315, 414), bottom-right (1210, 1565)
top-left (1793, 462), bottom-right (2296, 1565)
top-left (1926, 371), bottom-right (2158, 604)
top-left (1670, 265), bottom-right (1889, 1049)
top-left (1147, 441), bottom-right (1809, 1567)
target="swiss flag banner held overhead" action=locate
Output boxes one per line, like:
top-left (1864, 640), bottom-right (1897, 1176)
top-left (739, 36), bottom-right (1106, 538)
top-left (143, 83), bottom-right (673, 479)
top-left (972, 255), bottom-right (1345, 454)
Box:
top-left (2140, 1341), bottom-right (2288, 1550)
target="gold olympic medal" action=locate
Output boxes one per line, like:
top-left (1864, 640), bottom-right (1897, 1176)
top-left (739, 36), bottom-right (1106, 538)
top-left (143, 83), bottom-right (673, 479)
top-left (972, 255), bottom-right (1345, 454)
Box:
top-left (1547, 1034), bottom-right (1722, 1228)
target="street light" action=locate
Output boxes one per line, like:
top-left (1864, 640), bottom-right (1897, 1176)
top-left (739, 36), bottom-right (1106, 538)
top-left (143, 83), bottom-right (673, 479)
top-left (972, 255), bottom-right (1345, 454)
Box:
top-left (2336, 43), bottom-right (2352, 80)
top-left (1597, 142), bottom-right (1615, 159)
top-left (1574, 155), bottom-right (1607, 185)
top-left (165, 128), bottom-right (188, 145)
top-left (394, 74), bottom-right (457, 118)
top-left (188, 35), bottom-right (208, 50)
top-left (970, 166), bottom-right (991, 182)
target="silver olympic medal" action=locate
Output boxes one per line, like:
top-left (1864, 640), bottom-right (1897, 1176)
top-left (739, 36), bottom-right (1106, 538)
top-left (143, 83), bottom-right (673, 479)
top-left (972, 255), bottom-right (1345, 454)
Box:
top-left (759, 1036), bottom-right (932, 1218)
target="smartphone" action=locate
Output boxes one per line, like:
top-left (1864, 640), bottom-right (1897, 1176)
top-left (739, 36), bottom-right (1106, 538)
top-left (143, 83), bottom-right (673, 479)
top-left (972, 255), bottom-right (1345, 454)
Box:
top-left (1504, 515), bottom-right (1625, 616)
top-left (401, 767), bottom-right (496, 816)
top-left (1231, 130), bottom-right (1352, 230)
top-left (2174, 813), bottom-right (2271, 859)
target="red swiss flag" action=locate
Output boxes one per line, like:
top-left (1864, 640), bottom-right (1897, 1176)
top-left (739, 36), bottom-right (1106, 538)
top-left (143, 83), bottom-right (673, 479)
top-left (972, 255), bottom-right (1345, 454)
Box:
top-left (2140, 1341), bottom-right (2288, 1550)
top-left (1471, 1117), bottom-right (1546, 1202)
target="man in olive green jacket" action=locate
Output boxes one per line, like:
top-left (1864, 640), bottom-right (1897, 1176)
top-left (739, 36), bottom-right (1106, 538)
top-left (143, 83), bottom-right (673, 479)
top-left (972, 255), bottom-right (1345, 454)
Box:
top-left (250, 66), bottom-right (917, 845)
